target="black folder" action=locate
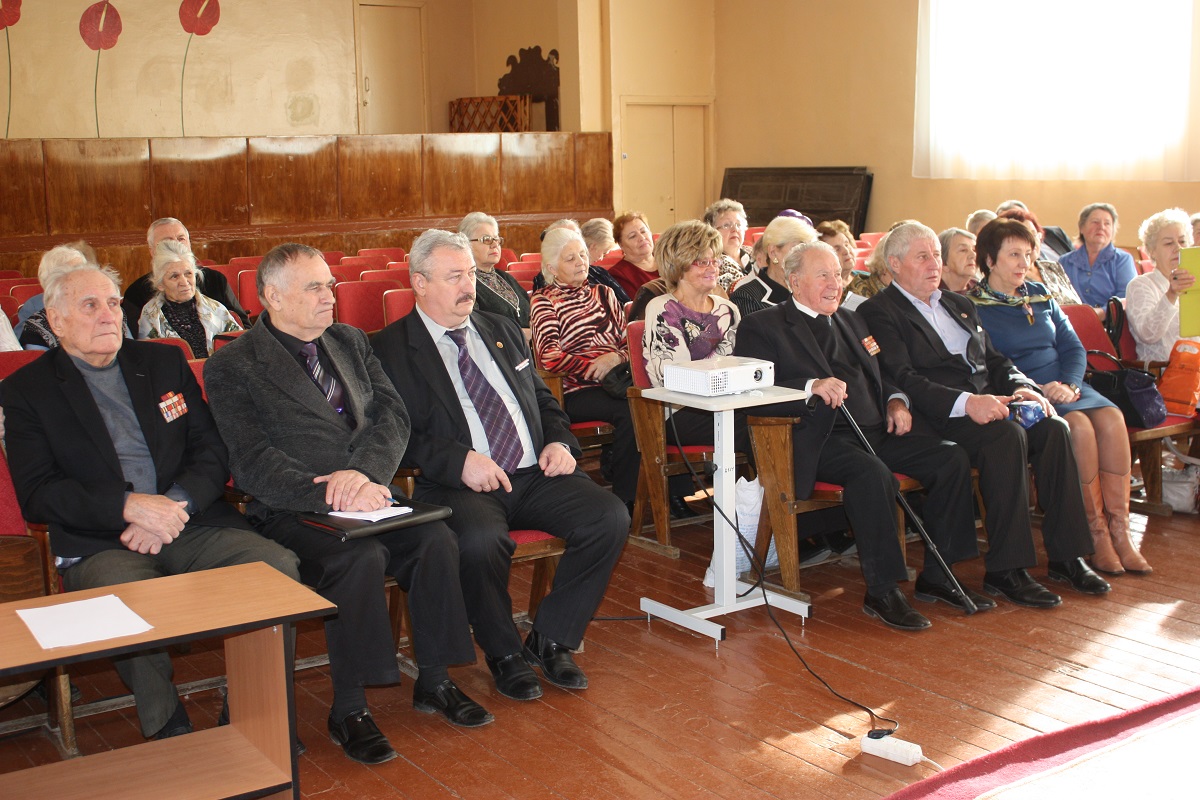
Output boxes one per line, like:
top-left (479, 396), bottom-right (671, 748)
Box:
top-left (299, 499), bottom-right (452, 541)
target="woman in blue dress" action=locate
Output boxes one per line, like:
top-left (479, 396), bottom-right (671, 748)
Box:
top-left (970, 219), bottom-right (1150, 576)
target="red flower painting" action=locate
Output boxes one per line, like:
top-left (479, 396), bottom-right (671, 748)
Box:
top-left (79, 2), bottom-right (122, 136)
top-left (179, 0), bottom-right (220, 135)
top-left (1, 0), bottom-right (20, 137)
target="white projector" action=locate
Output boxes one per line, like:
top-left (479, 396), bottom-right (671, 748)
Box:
top-left (662, 356), bottom-right (775, 397)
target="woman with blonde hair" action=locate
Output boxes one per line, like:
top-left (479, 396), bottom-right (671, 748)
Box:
top-left (1127, 208), bottom-right (1197, 362)
top-left (728, 215), bottom-right (816, 318)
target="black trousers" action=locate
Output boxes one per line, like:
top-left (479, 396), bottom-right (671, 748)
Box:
top-left (252, 510), bottom-right (476, 691)
top-left (814, 425), bottom-right (977, 593)
top-left (938, 416), bottom-right (1092, 571)
top-left (417, 466), bottom-right (628, 656)
top-left (565, 386), bottom-right (639, 502)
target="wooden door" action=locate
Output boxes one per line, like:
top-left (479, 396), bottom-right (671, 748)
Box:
top-left (358, 3), bottom-right (427, 134)
top-left (620, 103), bottom-right (708, 226)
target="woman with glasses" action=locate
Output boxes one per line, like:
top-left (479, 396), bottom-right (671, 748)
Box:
top-left (458, 211), bottom-right (530, 332)
top-left (702, 199), bottom-right (752, 291)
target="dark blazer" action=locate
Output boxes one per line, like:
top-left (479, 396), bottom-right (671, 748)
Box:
top-left (857, 284), bottom-right (1036, 428)
top-left (734, 301), bottom-right (897, 499)
top-left (203, 316), bottom-right (410, 515)
top-left (1, 341), bottom-right (245, 558)
top-left (371, 309), bottom-right (578, 491)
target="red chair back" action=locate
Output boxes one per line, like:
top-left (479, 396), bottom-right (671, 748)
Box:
top-left (228, 255), bottom-right (263, 270)
top-left (0, 447), bottom-right (26, 537)
top-left (1137, 260), bottom-right (1156, 275)
top-left (238, 270), bottom-right (264, 316)
top-left (627, 320), bottom-right (651, 389)
top-left (0, 277), bottom-right (40, 297)
top-left (337, 255), bottom-right (388, 278)
top-left (0, 350), bottom-right (40, 380)
top-left (188, 359), bottom-right (208, 400)
top-left (383, 289), bottom-right (416, 325)
top-left (11, 284), bottom-right (42, 308)
top-left (322, 251), bottom-right (345, 265)
top-left (595, 251), bottom-right (623, 268)
top-left (212, 330), bottom-right (246, 351)
top-left (0, 296), bottom-right (17, 326)
top-left (361, 269), bottom-right (410, 287)
top-left (1062, 303), bottom-right (1118, 371)
top-left (520, 253), bottom-right (541, 262)
top-left (500, 248), bottom-right (518, 267)
top-left (508, 266), bottom-right (541, 283)
top-left (334, 280), bottom-right (404, 333)
top-left (0, 270), bottom-right (22, 279)
top-left (149, 337), bottom-right (195, 360)
top-left (859, 231), bottom-right (886, 248)
top-left (358, 247), bottom-right (408, 262)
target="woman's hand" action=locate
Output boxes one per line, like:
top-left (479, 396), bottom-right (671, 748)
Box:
top-left (1039, 381), bottom-right (1079, 405)
top-left (1167, 268), bottom-right (1195, 301)
top-left (584, 351), bottom-right (624, 381)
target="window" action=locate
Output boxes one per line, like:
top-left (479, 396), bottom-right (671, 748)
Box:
top-left (913, 0), bottom-right (1197, 180)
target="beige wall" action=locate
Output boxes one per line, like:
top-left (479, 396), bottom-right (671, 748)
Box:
top-left (712, 0), bottom-right (1200, 243)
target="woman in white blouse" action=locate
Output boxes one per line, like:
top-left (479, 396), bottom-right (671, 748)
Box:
top-left (1127, 209), bottom-right (1197, 363)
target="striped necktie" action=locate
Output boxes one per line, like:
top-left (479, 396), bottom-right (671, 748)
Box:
top-left (299, 342), bottom-right (346, 414)
top-left (446, 328), bottom-right (523, 472)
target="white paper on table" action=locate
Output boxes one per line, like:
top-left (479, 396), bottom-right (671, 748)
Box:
top-left (328, 505), bottom-right (414, 522)
top-left (17, 594), bottom-right (153, 650)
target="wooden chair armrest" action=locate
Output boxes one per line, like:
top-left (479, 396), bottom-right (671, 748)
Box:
top-left (537, 368), bottom-right (566, 406)
top-left (392, 467), bottom-right (421, 498)
top-left (746, 415), bottom-right (806, 426)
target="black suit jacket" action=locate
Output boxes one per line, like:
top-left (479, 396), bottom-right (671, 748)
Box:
top-left (371, 309), bottom-right (578, 491)
top-left (733, 301), bottom-right (898, 499)
top-left (1, 341), bottom-right (245, 558)
top-left (858, 284), bottom-right (1036, 429)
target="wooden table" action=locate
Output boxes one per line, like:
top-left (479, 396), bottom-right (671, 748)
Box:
top-left (0, 562), bottom-right (334, 800)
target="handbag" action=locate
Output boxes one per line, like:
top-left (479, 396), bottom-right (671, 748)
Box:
top-left (1084, 350), bottom-right (1168, 428)
top-left (1157, 340), bottom-right (1200, 416)
top-left (600, 361), bottom-right (634, 399)
top-left (1007, 399), bottom-right (1047, 429)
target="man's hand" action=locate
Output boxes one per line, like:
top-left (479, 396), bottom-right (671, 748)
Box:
top-left (123, 493), bottom-right (189, 539)
top-left (964, 394), bottom-right (1013, 425)
top-left (811, 377), bottom-right (848, 408)
top-left (313, 470), bottom-right (391, 511)
top-left (119, 523), bottom-right (171, 555)
top-left (886, 398), bottom-right (912, 436)
top-left (461, 450), bottom-right (513, 493)
top-left (583, 352), bottom-right (624, 382)
top-left (538, 443), bottom-right (576, 477)
top-left (1013, 386), bottom-right (1056, 418)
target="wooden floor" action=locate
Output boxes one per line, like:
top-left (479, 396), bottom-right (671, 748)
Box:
top-left (2, 507), bottom-right (1199, 799)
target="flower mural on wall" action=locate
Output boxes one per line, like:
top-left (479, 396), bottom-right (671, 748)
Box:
top-left (1, 0), bottom-right (21, 138)
top-left (79, 1), bottom-right (123, 137)
top-left (178, 0), bottom-right (220, 135)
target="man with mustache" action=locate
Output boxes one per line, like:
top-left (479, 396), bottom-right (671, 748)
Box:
top-left (371, 230), bottom-right (626, 703)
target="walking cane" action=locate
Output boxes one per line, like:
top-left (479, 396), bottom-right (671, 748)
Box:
top-left (836, 404), bottom-right (980, 615)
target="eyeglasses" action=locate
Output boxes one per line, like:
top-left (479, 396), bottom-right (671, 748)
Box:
top-left (469, 236), bottom-right (505, 246)
top-left (715, 221), bottom-right (747, 232)
top-left (691, 259), bottom-right (723, 269)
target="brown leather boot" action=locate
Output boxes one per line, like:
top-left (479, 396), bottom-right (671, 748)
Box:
top-left (1081, 476), bottom-right (1123, 575)
top-left (1100, 470), bottom-right (1152, 574)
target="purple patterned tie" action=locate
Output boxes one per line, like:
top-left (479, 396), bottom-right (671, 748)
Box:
top-left (300, 342), bottom-right (346, 415)
top-left (446, 328), bottom-right (524, 472)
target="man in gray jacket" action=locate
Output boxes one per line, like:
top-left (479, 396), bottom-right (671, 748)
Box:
top-left (204, 243), bottom-right (486, 766)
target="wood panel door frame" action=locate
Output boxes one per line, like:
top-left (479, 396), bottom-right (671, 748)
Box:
top-left (352, 0), bottom-right (431, 134)
top-left (616, 95), bottom-right (714, 222)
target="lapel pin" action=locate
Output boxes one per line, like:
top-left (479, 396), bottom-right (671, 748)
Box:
top-left (496, 341), bottom-right (504, 348)
top-left (960, 312), bottom-right (968, 318)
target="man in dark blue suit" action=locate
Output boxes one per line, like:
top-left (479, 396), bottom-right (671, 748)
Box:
top-left (372, 230), bottom-right (627, 702)
top-left (734, 241), bottom-right (985, 630)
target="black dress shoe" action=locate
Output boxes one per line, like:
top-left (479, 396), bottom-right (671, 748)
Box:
top-left (983, 568), bottom-right (1062, 608)
top-left (669, 494), bottom-right (699, 519)
top-left (862, 588), bottom-right (932, 631)
top-left (913, 576), bottom-right (996, 612)
top-left (154, 699), bottom-right (193, 739)
top-left (523, 630), bottom-right (588, 689)
top-left (1047, 558), bottom-right (1111, 595)
top-left (413, 680), bottom-right (495, 727)
top-left (327, 709), bottom-right (397, 764)
top-left (486, 652), bottom-right (543, 701)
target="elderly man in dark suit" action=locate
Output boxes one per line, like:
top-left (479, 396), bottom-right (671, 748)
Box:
top-left (371, 230), bottom-right (627, 701)
top-left (734, 241), bottom-right (984, 630)
top-left (1, 263), bottom-right (300, 741)
top-left (204, 243), bottom-right (486, 766)
top-left (858, 222), bottom-right (1109, 607)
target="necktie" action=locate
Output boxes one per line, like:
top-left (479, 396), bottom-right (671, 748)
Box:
top-left (299, 342), bottom-right (346, 414)
top-left (446, 328), bottom-right (524, 472)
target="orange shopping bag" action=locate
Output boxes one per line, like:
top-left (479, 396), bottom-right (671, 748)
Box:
top-left (1158, 340), bottom-right (1200, 416)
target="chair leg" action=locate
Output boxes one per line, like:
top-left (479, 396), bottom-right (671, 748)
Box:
top-left (528, 555), bottom-right (560, 621)
top-left (47, 667), bottom-right (77, 756)
top-left (1136, 441), bottom-right (1164, 509)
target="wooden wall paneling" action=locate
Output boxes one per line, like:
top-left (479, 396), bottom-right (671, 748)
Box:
top-left (497, 223), bottom-right (552, 261)
top-left (422, 134), bottom-right (502, 217)
top-left (0, 140), bottom-right (48, 239)
top-left (149, 138), bottom-right (250, 231)
top-left (247, 137), bottom-right (339, 226)
top-left (501, 133), bottom-right (575, 213)
top-left (337, 135), bottom-right (424, 221)
top-left (574, 133), bottom-right (613, 213)
top-left (43, 139), bottom-right (151, 236)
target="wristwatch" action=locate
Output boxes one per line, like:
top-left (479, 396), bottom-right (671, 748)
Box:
top-left (1067, 383), bottom-right (1080, 396)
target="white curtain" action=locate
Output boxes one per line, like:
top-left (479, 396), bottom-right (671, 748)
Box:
top-left (913, 0), bottom-right (1200, 181)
